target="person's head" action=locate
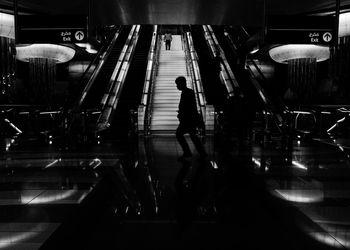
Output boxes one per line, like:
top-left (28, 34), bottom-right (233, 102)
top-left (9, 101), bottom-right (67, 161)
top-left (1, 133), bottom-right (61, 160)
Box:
top-left (175, 76), bottom-right (187, 90)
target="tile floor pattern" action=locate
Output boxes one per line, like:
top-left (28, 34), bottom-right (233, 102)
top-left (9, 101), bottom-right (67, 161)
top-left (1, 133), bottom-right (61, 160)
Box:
top-left (1, 133), bottom-right (350, 249)
top-left (0, 156), bottom-right (102, 249)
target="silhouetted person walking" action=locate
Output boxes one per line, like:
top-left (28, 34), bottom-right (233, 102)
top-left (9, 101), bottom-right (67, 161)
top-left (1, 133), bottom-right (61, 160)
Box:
top-left (164, 31), bottom-right (172, 50)
top-left (175, 76), bottom-right (207, 160)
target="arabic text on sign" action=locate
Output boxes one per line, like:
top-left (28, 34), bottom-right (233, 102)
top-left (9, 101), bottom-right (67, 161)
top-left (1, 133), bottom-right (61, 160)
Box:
top-left (61, 31), bottom-right (72, 37)
top-left (309, 32), bottom-right (319, 38)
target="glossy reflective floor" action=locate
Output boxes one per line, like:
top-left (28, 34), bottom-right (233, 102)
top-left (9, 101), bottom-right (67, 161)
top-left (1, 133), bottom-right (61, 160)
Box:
top-left (1, 131), bottom-right (350, 249)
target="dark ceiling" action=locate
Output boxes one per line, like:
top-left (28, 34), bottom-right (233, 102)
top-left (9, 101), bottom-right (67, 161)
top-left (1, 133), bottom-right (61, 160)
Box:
top-left (1, 0), bottom-right (350, 27)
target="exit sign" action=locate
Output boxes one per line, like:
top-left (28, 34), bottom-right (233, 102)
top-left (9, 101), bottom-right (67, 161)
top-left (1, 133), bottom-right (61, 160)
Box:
top-left (266, 15), bottom-right (335, 45)
top-left (18, 15), bottom-right (88, 44)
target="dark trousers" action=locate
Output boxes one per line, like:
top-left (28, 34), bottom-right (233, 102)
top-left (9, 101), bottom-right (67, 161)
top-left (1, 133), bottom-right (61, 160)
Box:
top-left (165, 40), bottom-right (171, 50)
top-left (176, 123), bottom-right (206, 156)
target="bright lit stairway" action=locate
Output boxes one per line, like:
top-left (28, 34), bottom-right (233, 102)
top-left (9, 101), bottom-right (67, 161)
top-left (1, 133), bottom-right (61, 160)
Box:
top-left (150, 35), bottom-right (189, 133)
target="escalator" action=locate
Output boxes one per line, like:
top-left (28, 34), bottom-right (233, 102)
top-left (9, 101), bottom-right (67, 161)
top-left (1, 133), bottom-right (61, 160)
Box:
top-left (81, 26), bottom-right (132, 109)
top-left (212, 26), bottom-right (286, 118)
top-left (211, 26), bottom-right (262, 113)
top-left (189, 25), bottom-right (228, 109)
top-left (210, 25), bottom-right (289, 138)
top-left (107, 25), bottom-right (154, 140)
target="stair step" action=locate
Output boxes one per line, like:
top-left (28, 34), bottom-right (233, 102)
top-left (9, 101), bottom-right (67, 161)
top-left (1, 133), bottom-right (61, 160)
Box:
top-left (152, 109), bottom-right (178, 113)
top-left (151, 120), bottom-right (179, 125)
top-left (151, 125), bottom-right (178, 131)
top-left (152, 104), bottom-right (178, 108)
top-left (153, 95), bottom-right (180, 99)
top-left (152, 115), bottom-right (178, 119)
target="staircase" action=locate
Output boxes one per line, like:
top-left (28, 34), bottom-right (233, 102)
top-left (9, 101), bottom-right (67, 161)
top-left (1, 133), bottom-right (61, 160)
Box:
top-left (150, 35), bottom-right (189, 133)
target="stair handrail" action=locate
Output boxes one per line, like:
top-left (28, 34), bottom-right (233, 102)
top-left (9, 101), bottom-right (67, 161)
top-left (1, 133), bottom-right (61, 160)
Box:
top-left (139, 25), bottom-right (159, 136)
top-left (182, 33), bottom-right (202, 121)
top-left (144, 28), bottom-right (161, 135)
top-left (96, 25), bottom-right (141, 132)
top-left (183, 31), bottom-right (213, 134)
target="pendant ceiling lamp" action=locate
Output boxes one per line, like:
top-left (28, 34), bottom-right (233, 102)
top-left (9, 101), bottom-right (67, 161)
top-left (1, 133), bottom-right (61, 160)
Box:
top-left (16, 44), bottom-right (75, 63)
top-left (269, 44), bottom-right (330, 64)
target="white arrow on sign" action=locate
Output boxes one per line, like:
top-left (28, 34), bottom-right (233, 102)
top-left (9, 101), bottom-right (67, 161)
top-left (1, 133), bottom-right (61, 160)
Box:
top-left (323, 32), bottom-right (332, 42)
top-left (75, 31), bottom-right (85, 41)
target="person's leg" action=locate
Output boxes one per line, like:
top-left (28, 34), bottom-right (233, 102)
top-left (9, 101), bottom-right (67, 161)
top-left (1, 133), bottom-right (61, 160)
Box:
top-left (176, 125), bottom-right (192, 157)
top-left (189, 128), bottom-right (207, 157)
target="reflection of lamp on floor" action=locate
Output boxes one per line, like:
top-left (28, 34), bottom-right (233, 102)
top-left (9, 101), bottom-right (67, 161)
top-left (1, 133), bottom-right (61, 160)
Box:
top-left (269, 44), bottom-right (330, 104)
top-left (16, 44), bottom-right (75, 105)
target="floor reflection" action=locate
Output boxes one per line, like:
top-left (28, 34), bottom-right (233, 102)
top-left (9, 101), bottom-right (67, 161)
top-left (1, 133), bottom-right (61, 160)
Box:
top-left (174, 157), bottom-right (211, 231)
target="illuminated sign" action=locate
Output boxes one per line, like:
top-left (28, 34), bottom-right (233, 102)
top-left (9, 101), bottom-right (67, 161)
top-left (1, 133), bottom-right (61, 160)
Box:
top-left (18, 15), bottom-right (87, 43)
top-left (266, 15), bottom-right (335, 45)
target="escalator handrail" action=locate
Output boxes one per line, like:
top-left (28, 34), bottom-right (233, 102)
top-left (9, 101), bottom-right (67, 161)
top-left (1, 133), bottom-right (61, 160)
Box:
top-left (203, 25), bottom-right (237, 97)
top-left (141, 25), bottom-right (159, 135)
top-left (99, 25), bottom-right (137, 110)
top-left (207, 25), bottom-right (240, 91)
top-left (183, 31), bottom-right (207, 129)
top-left (237, 29), bottom-right (289, 127)
top-left (144, 30), bottom-right (161, 135)
top-left (236, 25), bottom-right (287, 112)
top-left (73, 27), bottom-right (122, 111)
top-left (96, 25), bottom-right (141, 132)
top-left (66, 27), bottom-right (122, 137)
top-left (221, 27), bottom-right (285, 131)
top-left (183, 33), bottom-right (201, 112)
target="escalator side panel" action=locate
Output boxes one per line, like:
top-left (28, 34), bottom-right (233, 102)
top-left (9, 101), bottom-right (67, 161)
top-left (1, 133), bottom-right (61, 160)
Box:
top-left (108, 25), bottom-right (154, 139)
top-left (211, 25), bottom-right (262, 111)
top-left (190, 25), bottom-right (227, 109)
top-left (82, 26), bottom-right (132, 109)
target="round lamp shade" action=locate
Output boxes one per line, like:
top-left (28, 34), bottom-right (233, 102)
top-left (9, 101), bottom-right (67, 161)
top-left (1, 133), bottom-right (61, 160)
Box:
top-left (269, 44), bottom-right (330, 64)
top-left (0, 13), bottom-right (14, 39)
top-left (16, 44), bottom-right (75, 63)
